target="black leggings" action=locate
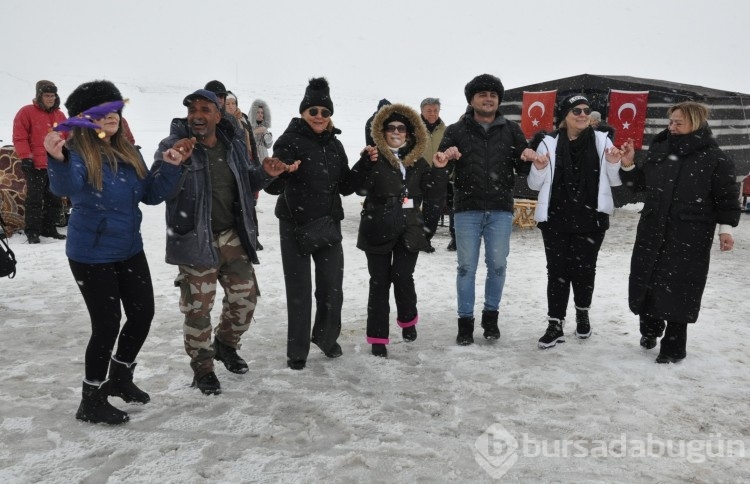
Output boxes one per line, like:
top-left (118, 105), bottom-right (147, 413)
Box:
top-left (540, 227), bottom-right (605, 320)
top-left (68, 251), bottom-right (155, 382)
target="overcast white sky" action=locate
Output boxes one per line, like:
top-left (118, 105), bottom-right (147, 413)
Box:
top-left (2, 0), bottom-right (748, 144)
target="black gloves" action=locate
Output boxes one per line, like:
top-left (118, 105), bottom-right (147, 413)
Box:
top-left (20, 158), bottom-right (34, 172)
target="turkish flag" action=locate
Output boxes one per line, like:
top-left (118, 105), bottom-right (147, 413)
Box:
top-left (521, 90), bottom-right (557, 139)
top-left (607, 90), bottom-right (649, 149)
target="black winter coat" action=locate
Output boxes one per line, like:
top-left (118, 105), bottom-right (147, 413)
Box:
top-left (438, 107), bottom-right (530, 213)
top-left (266, 118), bottom-right (354, 224)
top-left (621, 126), bottom-right (740, 323)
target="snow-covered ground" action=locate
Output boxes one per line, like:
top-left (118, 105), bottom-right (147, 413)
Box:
top-left (1, 177), bottom-right (749, 482)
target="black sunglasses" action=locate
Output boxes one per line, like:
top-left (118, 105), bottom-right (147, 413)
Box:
top-left (570, 107), bottom-right (592, 116)
top-left (385, 124), bottom-right (407, 133)
top-left (308, 107), bottom-right (331, 118)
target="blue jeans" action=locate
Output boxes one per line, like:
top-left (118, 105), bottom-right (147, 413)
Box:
top-left (454, 210), bottom-right (512, 318)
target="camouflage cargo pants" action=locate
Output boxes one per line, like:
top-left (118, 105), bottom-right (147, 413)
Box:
top-left (175, 229), bottom-right (258, 377)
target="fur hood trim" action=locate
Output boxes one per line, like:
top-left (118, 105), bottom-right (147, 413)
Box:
top-left (371, 103), bottom-right (427, 169)
top-left (249, 99), bottom-right (271, 129)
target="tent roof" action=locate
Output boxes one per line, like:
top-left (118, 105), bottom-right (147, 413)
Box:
top-left (504, 74), bottom-right (750, 99)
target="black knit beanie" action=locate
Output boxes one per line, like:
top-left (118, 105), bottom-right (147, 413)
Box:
top-left (464, 74), bottom-right (504, 103)
top-left (556, 93), bottom-right (589, 122)
top-left (65, 80), bottom-right (123, 117)
top-left (299, 77), bottom-right (334, 115)
top-left (382, 112), bottom-right (413, 136)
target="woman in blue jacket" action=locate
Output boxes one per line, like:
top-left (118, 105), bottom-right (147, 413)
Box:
top-left (44, 80), bottom-right (184, 424)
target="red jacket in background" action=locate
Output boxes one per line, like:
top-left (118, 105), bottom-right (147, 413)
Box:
top-left (12, 101), bottom-right (67, 169)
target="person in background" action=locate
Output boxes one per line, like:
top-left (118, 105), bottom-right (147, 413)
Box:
top-left (266, 77), bottom-right (354, 370)
top-left (351, 103), bottom-right (448, 357)
top-left (589, 111), bottom-right (615, 140)
top-left (418, 97), bottom-right (448, 253)
top-left (525, 94), bottom-right (623, 349)
top-left (12, 80), bottom-right (67, 244)
top-left (365, 98), bottom-right (391, 147)
top-left (434, 74), bottom-right (531, 346)
top-left (43, 80), bottom-right (185, 424)
top-left (250, 98), bottom-right (274, 251)
top-left (156, 89), bottom-right (294, 395)
top-left (620, 101), bottom-right (740, 363)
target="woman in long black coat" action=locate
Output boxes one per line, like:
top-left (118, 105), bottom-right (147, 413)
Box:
top-left (350, 103), bottom-right (448, 358)
top-left (620, 101), bottom-right (740, 363)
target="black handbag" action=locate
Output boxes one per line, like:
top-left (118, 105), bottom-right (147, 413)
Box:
top-left (0, 214), bottom-right (17, 279)
top-left (287, 191), bottom-right (342, 256)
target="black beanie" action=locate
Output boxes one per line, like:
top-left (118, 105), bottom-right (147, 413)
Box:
top-left (464, 74), bottom-right (504, 103)
top-left (299, 77), bottom-right (334, 115)
top-left (556, 93), bottom-right (589, 121)
top-left (66, 80), bottom-right (123, 117)
top-left (204, 80), bottom-right (227, 96)
top-left (382, 112), bottom-right (413, 136)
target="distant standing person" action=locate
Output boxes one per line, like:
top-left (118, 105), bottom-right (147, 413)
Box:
top-left (434, 74), bottom-right (531, 345)
top-left (352, 103), bottom-right (448, 357)
top-left (620, 101), bottom-right (740, 364)
top-left (419, 97), bottom-right (448, 253)
top-left (266, 77), bottom-right (355, 370)
top-left (44, 80), bottom-right (185, 424)
top-left (525, 94), bottom-right (623, 349)
top-left (589, 111), bottom-right (615, 140)
top-left (12, 80), bottom-right (67, 244)
top-left (365, 98), bottom-right (391, 147)
top-left (249, 98), bottom-right (274, 251)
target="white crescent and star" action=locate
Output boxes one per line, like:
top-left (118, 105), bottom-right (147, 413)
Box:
top-left (527, 101), bottom-right (546, 127)
top-left (617, 103), bottom-right (637, 129)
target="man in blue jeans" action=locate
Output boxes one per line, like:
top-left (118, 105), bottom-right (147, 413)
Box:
top-left (434, 74), bottom-right (532, 345)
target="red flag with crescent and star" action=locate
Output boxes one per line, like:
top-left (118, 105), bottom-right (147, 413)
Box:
top-left (521, 90), bottom-right (557, 139)
top-left (607, 90), bottom-right (649, 149)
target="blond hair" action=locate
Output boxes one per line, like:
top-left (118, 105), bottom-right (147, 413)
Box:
top-left (668, 102), bottom-right (710, 132)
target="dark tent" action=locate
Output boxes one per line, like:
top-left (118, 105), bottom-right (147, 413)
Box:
top-left (500, 74), bottom-right (750, 205)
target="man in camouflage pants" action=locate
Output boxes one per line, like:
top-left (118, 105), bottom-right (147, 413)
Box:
top-left (155, 89), bottom-right (295, 395)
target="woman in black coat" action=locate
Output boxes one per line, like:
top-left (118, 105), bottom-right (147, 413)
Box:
top-left (620, 101), bottom-right (741, 363)
top-left (266, 78), bottom-right (354, 370)
top-left (350, 103), bottom-right (448, 357)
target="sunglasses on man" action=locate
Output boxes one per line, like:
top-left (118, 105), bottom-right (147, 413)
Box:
top-left (308, 107), bottom-right (331, 118)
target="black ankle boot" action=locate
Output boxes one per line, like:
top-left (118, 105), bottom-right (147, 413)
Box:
top-left (538, 318), bottom-right (565, 349)
top-left (456, 317), bottom-right (475, 346)
top-left (574, 306), bottom-right (592, 339)
top-left (109, 358), bottom-right (150, 404)
top-left (372, 344), bottom-right (388, 357)
top-left (76, 381), bottom-right (129, 425)
top-left (640, 317), bottom-right (665, 350)
top-left (656, 322), bottom-right (687, 364)
top-left (481, 310), bottom-right (500, 340)
top-left (213, 338), bottom-right (249, 374)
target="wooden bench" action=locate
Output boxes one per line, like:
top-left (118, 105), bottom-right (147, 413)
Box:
top-left (513, 199), bottom-right (537, 229)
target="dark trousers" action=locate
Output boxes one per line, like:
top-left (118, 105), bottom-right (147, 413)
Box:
top-left (68, 251), bottom-right (154, 382)
top-left (279, 218), bottom-right (344, 362)
top-left (23, 168), bottom-right (62, 235)
top-left (365, 243), bottom-right (419, 341)
top-left (540, 226), bottom-right (605, 320)
top-left (422, 197), bottom-right (445, 242)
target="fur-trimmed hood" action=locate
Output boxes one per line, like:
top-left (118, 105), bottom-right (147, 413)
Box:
top-left (370, 103), bottom-right (427, 169)
top-left (249, 99), bottom-right (271, 129)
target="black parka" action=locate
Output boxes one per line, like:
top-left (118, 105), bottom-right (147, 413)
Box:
top-left (266, 118), bottom-right (354, 224)
top-left (438, 107), bottom-right (530, 213)
top-left (621, 126), bottom-right (741, 323)
top-left (351, 104), bottom-right (448, 254)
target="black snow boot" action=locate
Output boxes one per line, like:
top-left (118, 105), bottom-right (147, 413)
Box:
top-left (639, 317), bottom-right (666, 350)
top-left (76, 380), bottom-right (129, 425)
top-left (109, 358), bottom-right (150, 404)
top-left (538, 318), bottom-right (565, 349)
top-left (656, 322), bottom-right (687, 364)
top-left (371, 344), bottom-right (388, 358)
top-left (446, 237), bottom-right (457, 252)
top-left (213, 338), bottom-right (249, 374)
top-left (481, 310), bottom-right (500, 340)
top-left (456, 317), bottom-right (475, 346)
top-left (574, 306), bottom-right (592, 339)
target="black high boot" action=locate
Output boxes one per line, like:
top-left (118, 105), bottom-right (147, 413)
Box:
top-left (656, 322), bottom-right (687, 364)
top-left (574, 306), bottom-right (592, 339)
top-left (108, 358), bottom-right (150, 404)
top-left (456, 317), bottom-right (475, 346)
top-left (481, 310), bottom-right (500, 340)
top-left (76, 380), bottom-right (129, 425)
top-left (639, 317), bottom-right (666, 350)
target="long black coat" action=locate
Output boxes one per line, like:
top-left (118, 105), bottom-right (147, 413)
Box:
top-left (266, 118), bottom-right (354, 224)
top-left (351, 104), bottom-right (448, 254)
top-left (621, 126), bottom-right (740, 323)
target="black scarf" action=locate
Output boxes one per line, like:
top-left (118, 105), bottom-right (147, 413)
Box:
top-left (555, 127), bottom-right (600, 209)
top-left (421, 115), bottom-right (442, 133)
